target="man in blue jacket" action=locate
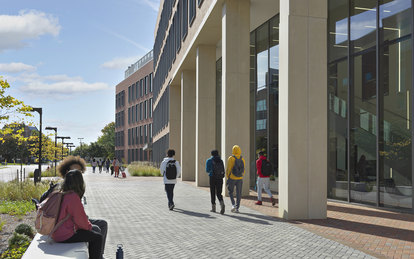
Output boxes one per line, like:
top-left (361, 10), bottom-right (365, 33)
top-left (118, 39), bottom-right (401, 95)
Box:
top-left (205, 150), bottom-right (225, 214)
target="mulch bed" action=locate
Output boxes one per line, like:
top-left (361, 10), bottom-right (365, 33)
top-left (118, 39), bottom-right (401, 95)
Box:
top-left (0, 212), bottom-right (36, 255)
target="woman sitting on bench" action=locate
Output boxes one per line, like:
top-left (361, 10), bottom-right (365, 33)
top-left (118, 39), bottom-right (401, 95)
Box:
top-left (52, 170), bottom-right (105, 259)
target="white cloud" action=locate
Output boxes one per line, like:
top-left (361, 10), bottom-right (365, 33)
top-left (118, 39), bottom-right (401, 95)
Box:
top-left (0, 10), bottom-right (61, 52)
top-left (0, 62), bottom-right (36, 73)
top-left (101, 56), bottom-right (140, 70)
top-left (131, 0), bottom-right (160, 12)
top-left (17, 73), bottom-right (110, 95)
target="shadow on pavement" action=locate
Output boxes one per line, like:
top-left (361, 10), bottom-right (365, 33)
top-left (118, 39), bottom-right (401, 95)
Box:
top-left (237, 211), bottom-right (282, 222)
top-left (222, 213), bottom-right (272, 225)
top-left (327, 204), bottom-right (414, 223)
top-left (173, 208), bottom-right (216, 219)
top-left (291, 217), bottom-right (414, 242)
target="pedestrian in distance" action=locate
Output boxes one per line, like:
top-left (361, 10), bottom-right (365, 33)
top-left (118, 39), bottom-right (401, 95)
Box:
top-left (91, 158), bottom-right (97, 173)
top-left (205, 150), bottom-right (225, 214)
top-left (52, 170), bottom-right (107, 259)
top-left (113, 157), bottom-right (120, 178)
top-left (98, 159), bottom-right (103, 173)
top-left (105, 158), bottom-right (110, 173)
top-left (160, 149), bottom-right (181, 210)
top-left (226, 145), bottom-right (245, 213)
top-left (255, 151), bottom-right (276, 206)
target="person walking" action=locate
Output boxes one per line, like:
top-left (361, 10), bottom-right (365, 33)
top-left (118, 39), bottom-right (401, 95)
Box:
top-left (113, 158), bottom-right (120, 178)
top-left (91, 158), bottom-right (97, 173)
top-left (226, 145), bottom-right (245, 213)
top-left (255, 151), bottom-right (276, 206)
top-left (98, 159), bottom-right (103, 173)
top-left (160, 149), bottom-right (181, 210)
top-left (105, 158), bottom-right (110, 173)
top-left (205, 150), bottom-right (225, 214)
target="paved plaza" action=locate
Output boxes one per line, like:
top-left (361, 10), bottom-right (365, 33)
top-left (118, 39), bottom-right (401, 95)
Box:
top-left (83, 169), bottom-right (374, 259)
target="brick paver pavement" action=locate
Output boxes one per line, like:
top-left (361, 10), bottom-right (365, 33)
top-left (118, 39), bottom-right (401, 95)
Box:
top-left (83, 171), bottom-right (373, 259)
top-left (237, 190), bottom-right (414, 259)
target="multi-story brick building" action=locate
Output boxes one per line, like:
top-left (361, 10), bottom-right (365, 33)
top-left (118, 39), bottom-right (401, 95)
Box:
top-left (115, 51), bottom-right (154, 163)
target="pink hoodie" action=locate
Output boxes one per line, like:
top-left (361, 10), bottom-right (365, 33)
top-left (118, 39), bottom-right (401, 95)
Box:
top-left (52, 192), bottom-right (92, 242)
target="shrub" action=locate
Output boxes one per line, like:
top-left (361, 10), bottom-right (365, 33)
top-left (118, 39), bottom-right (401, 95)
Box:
top-left (8, 232), bottom-right (31, 248)
top-left (28, 167), bottom-right (57, 178)
top-left (0, 242), bottom-right (30, 259)
top-left (0, 200), bottom-right (34, 216)
top-left (15, 224), bottom-right (34, 238)
top-left (128, 162), bottom-right (161, 177)
top-left (0, 180), bottom-right (49, 201)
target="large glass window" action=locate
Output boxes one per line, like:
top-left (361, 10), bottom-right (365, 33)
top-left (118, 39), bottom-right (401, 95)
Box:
top-left (328, 0), bottom-right (413, 210)
top-left (379, 0), bottom-right (412, 209)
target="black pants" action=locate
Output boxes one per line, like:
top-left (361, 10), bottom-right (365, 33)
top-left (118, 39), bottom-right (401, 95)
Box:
top-left (209, 176), bottom-right (223, 204)
top-left (62, 229), bottom-right (103, 259)
top-left (90, 219), bottom-right (108, 255)
top-left (165, 184), bottom-right (175, 206)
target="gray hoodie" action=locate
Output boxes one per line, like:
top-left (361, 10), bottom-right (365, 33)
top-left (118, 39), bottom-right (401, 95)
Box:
top-left (160, 157), bottom-right (181, 184)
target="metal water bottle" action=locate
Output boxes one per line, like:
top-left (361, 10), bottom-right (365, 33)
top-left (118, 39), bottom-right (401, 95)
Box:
top-left (116, 244), bottom-right (124, 259)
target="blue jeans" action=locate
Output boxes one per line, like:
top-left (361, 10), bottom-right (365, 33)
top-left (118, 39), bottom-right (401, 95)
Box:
top-left (227, 178), bottom-right (243, 209)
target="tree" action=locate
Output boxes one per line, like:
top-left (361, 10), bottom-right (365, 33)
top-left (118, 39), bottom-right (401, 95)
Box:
top-left (97, 122), bottom-right (115, 159)
top-left (0, 77), bottom-right (32, 122)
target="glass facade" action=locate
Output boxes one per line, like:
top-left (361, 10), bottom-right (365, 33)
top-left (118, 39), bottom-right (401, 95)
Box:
top-left (250, 15), bottom-right (280, 190)
top-left (328, 0), bottom-right (413, 210)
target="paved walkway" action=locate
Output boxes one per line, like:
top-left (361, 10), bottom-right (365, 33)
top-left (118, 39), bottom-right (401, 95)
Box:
top-left (83, 170), bottom-right (373, 259)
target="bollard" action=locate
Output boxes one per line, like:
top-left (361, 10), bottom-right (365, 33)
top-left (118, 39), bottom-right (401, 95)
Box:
top-left (116, 244), bottom-right (124, 259)
top-left (17, 170), bottom-right (19, 182)
top-left (24, 168), bottom-right (25, 181)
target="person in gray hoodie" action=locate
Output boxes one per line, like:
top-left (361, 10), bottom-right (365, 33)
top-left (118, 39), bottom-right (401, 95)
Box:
top-left (160, 149), bottom-right (181, 210)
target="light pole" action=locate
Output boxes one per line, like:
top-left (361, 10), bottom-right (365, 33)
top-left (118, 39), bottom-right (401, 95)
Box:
top-left (67, 144), bottom-right (75, 155)
top-left (57, 136), bottom-right (70, 160)
top-left (78, 137), bottom-right (84, 157)
top-left (65, 143), bottom-right (73, 156)
top-left (30, 107), bottom-right (42, 184)
top-left (45, 127), bottom-right (57, 176)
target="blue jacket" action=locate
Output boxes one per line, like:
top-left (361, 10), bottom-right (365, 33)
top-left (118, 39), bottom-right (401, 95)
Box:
top-left (205, 156), bottom-right (222, 177)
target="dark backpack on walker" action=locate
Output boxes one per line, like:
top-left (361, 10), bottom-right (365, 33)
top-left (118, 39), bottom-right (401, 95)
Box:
top-left (261, 160), bottom-right (273, 177)
top-left (165, 160), bottom-right (177, 179)
top-left (231, 156), bottom-right (244, 177)
top-left (212, 158), bottom-right (225, 179)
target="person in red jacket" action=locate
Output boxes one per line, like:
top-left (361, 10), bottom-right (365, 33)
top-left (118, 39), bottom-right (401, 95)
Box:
top-left (52, 170), bottom-right (105, 259)
top-left (255, 151), bottom-right (276, 206)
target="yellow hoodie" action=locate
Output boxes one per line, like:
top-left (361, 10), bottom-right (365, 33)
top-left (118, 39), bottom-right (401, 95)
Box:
top-left (226, 145), bottom-right (245, 180)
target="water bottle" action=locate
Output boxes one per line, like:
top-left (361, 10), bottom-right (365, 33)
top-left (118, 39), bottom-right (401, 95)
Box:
top-left (116, 244), bottom-right (124, 259)
top-left (83, 196), bottom-right (87, 205)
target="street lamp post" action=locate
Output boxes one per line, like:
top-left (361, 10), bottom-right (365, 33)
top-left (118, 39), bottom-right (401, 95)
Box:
top-left (65, 143), bottom-right (73, 156)
top-left (31, 107), bottom-right (42, 184)
top-left (45, 127), bottom-right (57, 176)
top-left (57, 136), bottom-right (70, 160)
top-left (78, 137), bottom-right (84, 157)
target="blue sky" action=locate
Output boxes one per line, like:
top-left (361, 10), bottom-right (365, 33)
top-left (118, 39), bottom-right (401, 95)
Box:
top-left (0, 0), bottom-right (159, 146)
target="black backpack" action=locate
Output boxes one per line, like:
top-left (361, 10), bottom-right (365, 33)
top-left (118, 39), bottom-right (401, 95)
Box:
top-left (261, 160), bottom-right (272, 177)
top-left (165, 160), bottom-right (177, 180)
top-left (231, 156), bottom-right (244, 177)
top-left (212, 158), bottom-right (225, 179)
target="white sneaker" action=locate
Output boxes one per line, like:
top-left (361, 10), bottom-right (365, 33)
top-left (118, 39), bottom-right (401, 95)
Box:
top-left (231, 206), bottom-right (236, 213)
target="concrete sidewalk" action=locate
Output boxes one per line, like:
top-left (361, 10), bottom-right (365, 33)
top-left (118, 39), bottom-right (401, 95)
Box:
top-left (83, 170), bottom-right (373, 259)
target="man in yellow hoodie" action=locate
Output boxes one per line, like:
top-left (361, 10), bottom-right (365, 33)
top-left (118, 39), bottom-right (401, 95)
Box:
top-left (226, 145), bottom-right (245, 213)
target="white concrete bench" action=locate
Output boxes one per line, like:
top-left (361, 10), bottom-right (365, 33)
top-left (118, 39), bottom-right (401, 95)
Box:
top-left (22, 233), bottom-right (88, 259)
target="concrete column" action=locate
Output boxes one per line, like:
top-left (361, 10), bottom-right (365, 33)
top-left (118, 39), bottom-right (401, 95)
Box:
top-left (222, 0), bottom-right (250, 195)
top-left (181, 70), bottom-right (196, 181)
top-left (196, 45), bottom-right (216, 187)
top-left (279, 0), bottom-right (328, 220)
top-left (169, 84), bottom-right (181, 162)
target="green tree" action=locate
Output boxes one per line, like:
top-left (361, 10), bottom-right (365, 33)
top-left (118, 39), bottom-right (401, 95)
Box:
top-left (0, 77), bottom-right (32, 123)
top-left (97, 122), bottom-right (115, 158)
